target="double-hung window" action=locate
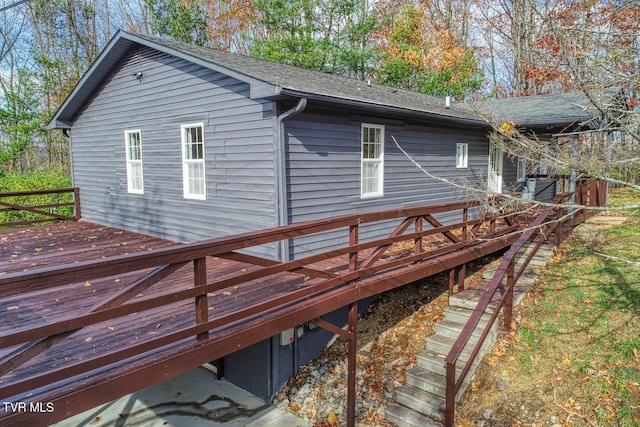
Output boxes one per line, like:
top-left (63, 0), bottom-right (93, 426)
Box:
top-left (182, 123), bottom-right (206, 200)
top-left (456, 143), bottom-right (468, 168)
top-left (361, 124), bottom-right (384, 198)
top-left (125, 130), bottom-right (143, 194)
top-left (517, 158), bottom-right (526, 182)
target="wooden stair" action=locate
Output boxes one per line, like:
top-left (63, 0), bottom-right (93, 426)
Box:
top-left (385, 243), bottom-right (556, 426)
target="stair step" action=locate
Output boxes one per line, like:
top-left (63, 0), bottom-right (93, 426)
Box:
top-left (385, 403), bottom-right (443, 427)
top-left (514, 246), bottom-right (554, 266)
top-left (442, 306), bottom-right (491, 326)
top-left (482, 264), bottom-right (541, 281)
top-left (388, 241), bottom-right (556, 426)
top-left (394, 384), bottom-right (445, 421)
top-left (449, 285), bottom-right (529, 312)
top-left (481, 244), bottom-right (554, 280)
top-left (513, 268), bottom-right (539, 285)
top-left (426, 332), bottom-right (496, 364)
top-left (416, 350), bottom-right (482, 380)
top-left (434, 319), bottom-right (498, 342)
top-left (406, 367), bottom-right (466, 401)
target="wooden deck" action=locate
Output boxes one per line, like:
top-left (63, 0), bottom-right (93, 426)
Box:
top-left (0, 202), bottom-right (520, 426)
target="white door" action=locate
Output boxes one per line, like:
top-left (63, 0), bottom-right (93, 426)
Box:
top-left (488, 142), bottom-right (503, 193)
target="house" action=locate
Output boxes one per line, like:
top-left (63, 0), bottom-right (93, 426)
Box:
top-left (47, 30), bottom-right (604, 400)
top-left (471, 89), bottom-right (624, 200)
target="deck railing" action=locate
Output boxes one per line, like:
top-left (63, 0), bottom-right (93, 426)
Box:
top-left (0, 198), bottom-right (520, 427)
top-left (443, 177), bottom-right (608, 426)
top-left (0, 188), bottom-right (81, 228)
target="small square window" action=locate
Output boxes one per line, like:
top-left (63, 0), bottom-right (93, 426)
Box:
top-left (456, 143), bottom-right (468, 168)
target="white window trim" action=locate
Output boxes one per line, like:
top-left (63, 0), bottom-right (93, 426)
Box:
top-left (125, 129), bottom-right (144, 194)
top-left (181, 123), bottom-right (206, 200)
top-left (456, 143), bottom-right (468, 168)
top-left (360, 123), bottom-right (385, 198)
top-left (517, 158), bottom-right (526, 182)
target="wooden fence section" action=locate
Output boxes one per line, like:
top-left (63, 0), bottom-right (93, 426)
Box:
top-left (0, 188), bottom-right (81, 228)
top-left (0, 199), bottom-right (520, 427)
top-left (443, 177), bottom-right (608, 426)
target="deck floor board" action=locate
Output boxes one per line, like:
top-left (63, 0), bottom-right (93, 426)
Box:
top-left (0, 217), bottom-right (517, 426)
top-left (0, 222), bottom-right (341, 401)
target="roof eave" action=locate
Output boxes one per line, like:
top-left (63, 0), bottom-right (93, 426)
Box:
top-left (46, 120), bottom-right (72, 130)
top-left (48, 30), bottom-right (132, 129)
top-left (278, 88), bottom-right (489, 127)
top-left (48, 31), bottom-right (281, 129)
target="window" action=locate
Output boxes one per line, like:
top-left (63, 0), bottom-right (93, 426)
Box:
top-left (361, 124), bottom-right (384, 198)
top-left (125, 130), bottom-right (143, 193)
top-left (182, 123), bottom-right (206, 199)
top-left (517, 158), bottom-right (526, 182)
top-left (456, 143), bottom-right (468, 168)
top-left (538, 149), bottom-right (549, 176)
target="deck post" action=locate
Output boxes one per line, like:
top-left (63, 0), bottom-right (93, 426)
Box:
top-left (347, 301), bottom-right (358, 427)
top-left (504, 258), bottom-right (515, 331)
top-left (458, 263), bottom-right (466, 292)
top-left (349, 224), bottom-right (359, 271)
top-left (415, 216), bottom-right (423, 255)
top-left (194, 257), bottom-right (209, 340)
top-left (445, 361), bottom-right (456, 426)
top-left (73, 188), bottom-right (81, 220)
top-left (448, 267), bottom-right (456, 297)
top-left (462, 208), bottom-right (468, 242)
top-left (555, 205), bottom-right (563, 246)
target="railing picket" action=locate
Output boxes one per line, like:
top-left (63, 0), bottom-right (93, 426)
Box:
top-left (349, 224), bottom-right (359, 271)
top-left (441, 184), bottom-right (606, 426)
top-left (415, 216), bottom-right (423, 255)
top-left (194, 257), bottom-right (209, 340)
top-left (0, 188), bottom-right (80, 228)
top-left (1, 186), bottom-right (605, 427)
top-left (504, 258), bottom-right (515, 331)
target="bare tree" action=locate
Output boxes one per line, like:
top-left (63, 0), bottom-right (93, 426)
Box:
top-left (481, 1), bottom-right (639, 208)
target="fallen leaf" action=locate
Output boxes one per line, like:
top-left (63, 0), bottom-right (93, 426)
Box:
top-left (223, 291), bottom-right (232, 296)
top-left (7, 305), bottom-right (19, 311)
top-left (84, 337), bottom-right (93, 342)
top-left (84, 281), bottom-right (92, 287)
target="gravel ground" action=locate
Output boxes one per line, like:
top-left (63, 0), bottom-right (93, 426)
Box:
top-left (274, 257), bottom-right (496, 426)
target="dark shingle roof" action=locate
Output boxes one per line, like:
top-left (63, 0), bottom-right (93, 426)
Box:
top-left (49, 31), bottom-right (485, 128)
top-left (49, 30), bottom-right (620, 131)
top-left (465, 89), bottom-right (622, 130)
top-left (132, 32), bottom-right (482, 122)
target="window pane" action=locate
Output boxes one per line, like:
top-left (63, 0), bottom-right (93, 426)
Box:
top-left (188, 162), bottom-right (205, 196)
top-left (362, 161), bottom-right (380, 194)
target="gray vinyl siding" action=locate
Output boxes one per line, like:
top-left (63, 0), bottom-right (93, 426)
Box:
top-left (284, 108), bottom-right (489, 258)
top-left (501, 155), bottom-right (522, 193)
top-left (70, 46), bottom-right (277, 256)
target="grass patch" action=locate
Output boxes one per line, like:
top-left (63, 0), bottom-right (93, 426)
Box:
top-left (458, 189), bottom-right (640, 426)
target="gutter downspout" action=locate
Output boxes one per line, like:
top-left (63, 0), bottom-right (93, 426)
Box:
top-left (274, 97), bottom-right (308, 262)
top-left (269, 97), bottom-right (307, 403)
top-left (62, 129), bottom-right (75, 188)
